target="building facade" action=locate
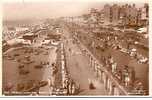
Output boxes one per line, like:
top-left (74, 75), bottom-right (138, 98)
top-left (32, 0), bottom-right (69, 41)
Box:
top-left (111, 4), bottom-right (119, 25)
top-left (103, 4), bottom-right (111, 25)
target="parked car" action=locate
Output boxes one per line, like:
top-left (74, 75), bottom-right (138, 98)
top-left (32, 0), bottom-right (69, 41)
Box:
top-left (120, 48), bottom-right (129, 53)
top-left (51, 40), bottom-right (60, 46)
top-left (34, 65), bottom-right (43, 69)
top-left (138, 57), bottom-right (148, 64)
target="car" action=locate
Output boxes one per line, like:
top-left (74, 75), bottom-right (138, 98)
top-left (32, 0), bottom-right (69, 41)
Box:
top-left (7, 56), bottom-right (14, 60)
top-left (34, 52), bottom-right (39, 55)
top-left (42, 40), bottom-right (50, 45)
top-left (51, 40), bottom-right (60, 46)
top-left (17, 59), bottom-right (21, 62)
top-left (23, 60), bottom-right (34, 64)
top-left (24, 56), bottom-right (30, 59)
top-left (14, 53), bottom-right (20, 57)
top-left (18, 64), bottom-right (24, 69)
top-left (34, 65), bottom-right (43, 69)
top-left (19, 69), bottom-right (30, 75)
top-left (120, 48), bottom-right (128, 53)
top-left (46, 48), bottom-right (49, 50)
top-left (134, 41), bottom-right (139, 44)
top-left (38, 46), bottom-right (43, 48)
top-left (138, 57), bottom-right (148, 64)
top-left (43, 52), bottom-right (49, 55)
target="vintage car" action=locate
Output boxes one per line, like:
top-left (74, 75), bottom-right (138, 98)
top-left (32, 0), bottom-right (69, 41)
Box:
top-left (18, 64), bottom-right (24, 69)
top-left (19, 69), bottom-right (30, 75)
top-left (34, 65), bottom-right (43, 69)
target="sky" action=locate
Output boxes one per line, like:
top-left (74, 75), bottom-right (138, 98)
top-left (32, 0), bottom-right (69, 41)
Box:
top-left (2, 0), bottom-right (148, 21)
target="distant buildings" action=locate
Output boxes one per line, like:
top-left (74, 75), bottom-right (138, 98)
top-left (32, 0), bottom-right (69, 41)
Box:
top-left (105, 3), bottom-right (148, 26)
top-left (140, 3), bottom-right (149, 26)
top-left (61, 3), bottom-right (148, 30)
top-left (100, 10), bottom-right (104, 25)
top-left (15, 27), bottom-right (29, 32)
top-left (124, 4), bottom-right (138, 26)
top-left (82, 3), bottom-right (149, 27)
top-left (103, 4), bottom-right (111, 25)
top-left (3, 26), bottom-right (29, 40)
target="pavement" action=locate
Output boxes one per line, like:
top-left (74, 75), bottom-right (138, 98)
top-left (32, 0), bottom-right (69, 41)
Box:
top-left (39, 46), bottom-right (57, 95)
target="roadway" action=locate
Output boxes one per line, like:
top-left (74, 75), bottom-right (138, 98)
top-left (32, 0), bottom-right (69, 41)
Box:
top-left (62, 29), bottom-right (107, 95)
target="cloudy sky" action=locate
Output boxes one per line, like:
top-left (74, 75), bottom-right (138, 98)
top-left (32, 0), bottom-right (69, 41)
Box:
top-left (2, 0), bottom-right (148, 21)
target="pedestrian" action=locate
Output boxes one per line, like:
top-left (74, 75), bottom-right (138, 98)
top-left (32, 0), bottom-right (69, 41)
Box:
top-left (66, 79), bottom-right (70, 95)
top-left (48, 78), bottom-right (52, 87)
top-left (71, 81), bottom-right (77, 95)
top-left (88, 78), bottom-right (95, 89)
top-left (69, 48), bottom-right (71, 53)
top-left (67, 78), bottom-right (72, 95)
top-left (69, 79), bottom-right (75, 95)
top-left (63, 78), bottom-right (68, 89)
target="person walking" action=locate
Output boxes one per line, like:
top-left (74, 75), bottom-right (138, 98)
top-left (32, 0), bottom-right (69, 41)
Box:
top-left (88, 78), bottom-right (95, 89)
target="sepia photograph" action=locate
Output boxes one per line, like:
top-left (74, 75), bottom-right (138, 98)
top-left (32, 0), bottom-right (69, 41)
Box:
top-left (2, 0), bottom-right (149, 96)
